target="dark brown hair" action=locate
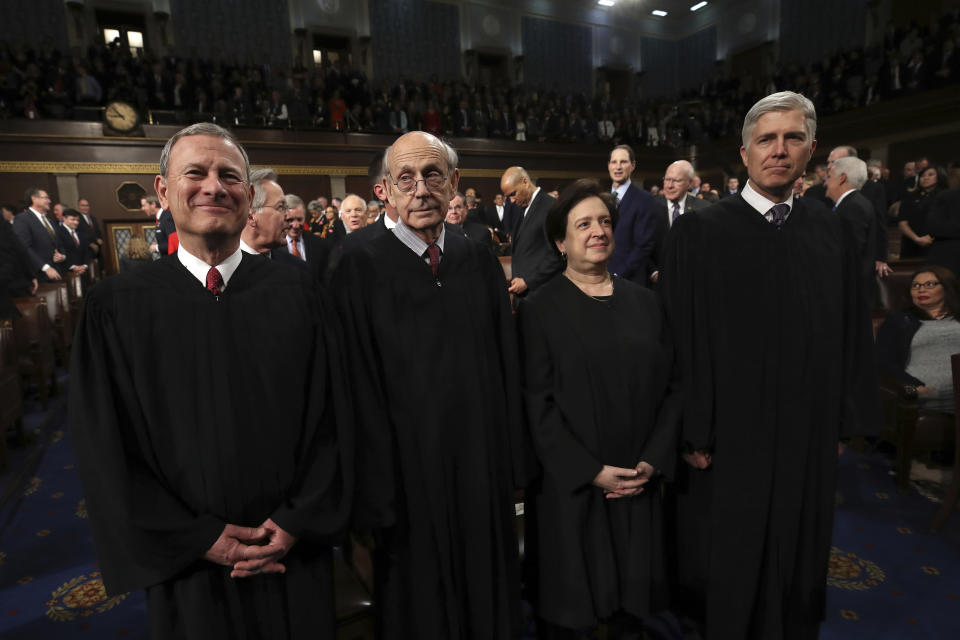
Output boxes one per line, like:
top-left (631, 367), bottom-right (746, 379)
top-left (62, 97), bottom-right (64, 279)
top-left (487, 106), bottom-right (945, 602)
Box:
top-left (545, 179), bottom-right (618, 258)
top-left (908, 265), bottom-right (960, 320)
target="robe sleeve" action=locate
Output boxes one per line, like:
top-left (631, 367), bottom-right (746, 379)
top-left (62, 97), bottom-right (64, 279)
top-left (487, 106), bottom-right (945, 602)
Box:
top-left (638, 298), bottom-right (683, 481)
top-left (840, 217), bottom-right (882, 437)
top-left (70, 293), bottom-right (224, 595)
top-left (269, 285), bottom-right (354, 541)
top-left (519, 298), bottom-right (602, 493)
top-left (660, 213), bottom-right (716, 452)
top-left (329, 248), bottom-right (397, 532)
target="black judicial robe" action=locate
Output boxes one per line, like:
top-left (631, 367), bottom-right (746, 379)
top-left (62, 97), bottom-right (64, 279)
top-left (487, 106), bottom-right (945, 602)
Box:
top-left (69, 253), bottom-right (352, 640)
top-left (519, 275), bottom-right (680, 629)
top-left (660, 195), bottom-right (877, 640)
top-left (331, 230), bottom-right (526, 639)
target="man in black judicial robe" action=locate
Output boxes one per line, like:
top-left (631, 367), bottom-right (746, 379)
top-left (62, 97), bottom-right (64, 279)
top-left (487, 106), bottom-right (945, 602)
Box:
top-left (331, 131), bottom-right (526, 639)
top-left (70, 123), bottom-right (352, 640)
top-left (661, 92), bottom-right (878, 640)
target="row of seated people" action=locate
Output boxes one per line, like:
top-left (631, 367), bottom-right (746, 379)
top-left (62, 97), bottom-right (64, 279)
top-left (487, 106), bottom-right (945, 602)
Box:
top-left (4, 4), bottom-right (960, 147)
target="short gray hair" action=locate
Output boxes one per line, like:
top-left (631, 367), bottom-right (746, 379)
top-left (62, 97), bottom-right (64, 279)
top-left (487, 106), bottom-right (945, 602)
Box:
top-left (832, 156), bottom-right (868, 190)
top-left (250, 168), bottom-right (278, 212)
top-left (339, 193), bottom-right (365, 213)
top-left (741, 91), bottom-right (817, 150)
top-left (285, 193), bottom-right (304, 209)
top-left (159, 122), bottom-right (250, 181)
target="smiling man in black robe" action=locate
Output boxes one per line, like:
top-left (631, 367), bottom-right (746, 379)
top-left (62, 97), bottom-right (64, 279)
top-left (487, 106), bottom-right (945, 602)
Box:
top-left (332, 131), bottom-right (526, 639)
top-left (70, 122), bottom-right (352, 640)
top-left (661, 92), bottom-right (877, 640)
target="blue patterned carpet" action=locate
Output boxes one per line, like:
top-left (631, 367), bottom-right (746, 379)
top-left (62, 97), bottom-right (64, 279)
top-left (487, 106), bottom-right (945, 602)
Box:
top-left (1, 398), bottom-right (958, 638)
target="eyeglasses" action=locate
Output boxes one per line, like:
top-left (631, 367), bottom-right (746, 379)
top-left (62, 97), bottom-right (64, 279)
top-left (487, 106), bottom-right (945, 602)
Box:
top-left (392, 171), bottom-right (447, 194)
top-left (912, 280), bottom-right (942, 289)
top-left (264, 203), bottom-right (290, 214)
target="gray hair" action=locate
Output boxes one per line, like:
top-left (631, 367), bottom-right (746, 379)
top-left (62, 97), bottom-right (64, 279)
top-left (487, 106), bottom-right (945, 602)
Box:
top-left (307, 199), bottom-right (324, 213)
top-left (382, 131), bottom-right (458, 180)
top-left (159, 122), bottom-right (251, 181)
top-left (832, 145), bottom-right (858, 158)
top-left (250, 168), bottom-right (278, 212)
top-left (832, 156), bottom-right (868, 190)
top-left (339, 193), bottom-right (365, 213)
top-left (366, 200), bottom-right (381, 209)
top-left (666, 159), bottom-right (695, 181)
top-left (741, 91), bottom-right (817, 149)
top-left (285, 193), bottom-right (304, 209)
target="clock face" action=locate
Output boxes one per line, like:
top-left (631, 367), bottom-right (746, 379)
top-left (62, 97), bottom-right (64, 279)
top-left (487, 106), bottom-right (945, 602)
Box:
top-left (105, 102), bottom-right (139, 132)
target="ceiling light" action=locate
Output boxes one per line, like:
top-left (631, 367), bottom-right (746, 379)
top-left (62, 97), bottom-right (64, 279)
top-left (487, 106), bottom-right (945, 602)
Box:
top-left (598, 0), bottom-right (615, 6)
top-left (651, 10), bottom-right (668, 17)
top-left (690, 2), bottom-right (708, 11)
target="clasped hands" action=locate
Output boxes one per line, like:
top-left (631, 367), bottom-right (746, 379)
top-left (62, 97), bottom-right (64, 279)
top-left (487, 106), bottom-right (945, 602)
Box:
top-left (593, 461), bottom-right (656, 499)
top-left (203, 518), bottom-right (297, 578)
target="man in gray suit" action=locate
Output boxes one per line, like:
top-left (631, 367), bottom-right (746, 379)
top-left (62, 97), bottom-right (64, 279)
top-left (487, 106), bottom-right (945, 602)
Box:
top-left (649, 160), bottom-right (708, 283)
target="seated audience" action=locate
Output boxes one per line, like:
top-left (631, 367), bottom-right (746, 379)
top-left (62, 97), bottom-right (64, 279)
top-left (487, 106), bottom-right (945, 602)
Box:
top-left (876, 265), bottom-right (960, 414)
top-left (520, 178), bottom-right (679, 637)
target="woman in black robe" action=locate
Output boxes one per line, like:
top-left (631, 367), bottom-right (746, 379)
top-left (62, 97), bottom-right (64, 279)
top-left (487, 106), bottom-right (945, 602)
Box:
top-left (518, 179), bottom-right (680, 637)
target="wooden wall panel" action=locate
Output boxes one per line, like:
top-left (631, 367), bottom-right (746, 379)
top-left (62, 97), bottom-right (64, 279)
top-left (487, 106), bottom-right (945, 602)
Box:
top-left (76, 174), bottom-right (157, 222)
top-left (344, 176), bottom-right (373, 201)
top-left (0, 174), bottom-right (58, 210)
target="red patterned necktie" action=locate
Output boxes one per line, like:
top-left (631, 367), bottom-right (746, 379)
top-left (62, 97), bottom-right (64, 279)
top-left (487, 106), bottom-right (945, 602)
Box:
top-left (206, 267), bottom-right (224, 296)
top-left (426, 243), bottom-right (440, 277)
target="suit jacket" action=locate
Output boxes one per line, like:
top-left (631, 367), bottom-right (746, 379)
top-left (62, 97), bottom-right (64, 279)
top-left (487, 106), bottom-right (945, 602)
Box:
top-left (834, 191), bottom-right (878, 280)
top-left (502, 200), bottom-right (522, 237)
top-left (155, 209), bottom-right (177, 255)
top-left (860, 180), bottom-right (888, 262)
top-left (13, 209), bottom-right (63, 280)
top-left (608, 183), bottom-right (657, 284)
top-left (55, 223), bottom-right (90, 272)
top-left (926, 188), bottom-right (960, 279)
top-left (462, 221), bottom-right (495, 253)
top-left (510, 189), bottom-right (562, 295)
top-left (0, 220), bottom-right (36, 319)
top-left (272, 233), bottom-right (332, 284)
top-left (78, 212), bottom-right (102, 243)
top-left (650, 193), bottom-right (709, 279)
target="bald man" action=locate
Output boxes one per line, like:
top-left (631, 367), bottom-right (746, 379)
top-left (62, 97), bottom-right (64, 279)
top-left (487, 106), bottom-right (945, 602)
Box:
top-left (500, 166), bottom-right (562, 298)
top-left (649, 160), bottom-right (709, 283)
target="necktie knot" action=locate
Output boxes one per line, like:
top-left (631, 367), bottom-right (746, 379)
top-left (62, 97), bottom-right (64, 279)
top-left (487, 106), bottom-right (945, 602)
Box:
top-left (206, 267), bottom-right (224, 296)
top-left (769, 203), bottom-right (790, 229)
top-left (671, 200), bottom-right (681, 223)
top-left (425, 243), bottom-right (441, 277)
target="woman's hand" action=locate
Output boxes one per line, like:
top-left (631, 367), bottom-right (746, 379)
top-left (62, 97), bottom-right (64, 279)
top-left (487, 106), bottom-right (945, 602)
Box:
top-left (682, 450), bottom-right (713, 469)
top-left (917, 385), bottom-right (937, 395)
top-left (916, 234), bottom-right (934, 246)
top-left (593, 465), bottom-right (650, 499)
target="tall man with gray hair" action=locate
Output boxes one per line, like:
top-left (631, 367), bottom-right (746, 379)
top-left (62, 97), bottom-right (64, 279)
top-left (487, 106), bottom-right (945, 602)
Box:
top-left (826, 156), bottom-right (880, 306)
top-left (70, 122), bottom-right (352, 639)
top-left (661, 92), bottom-right (877, 639)
top-left (238, 168), bottom-right (290, 255)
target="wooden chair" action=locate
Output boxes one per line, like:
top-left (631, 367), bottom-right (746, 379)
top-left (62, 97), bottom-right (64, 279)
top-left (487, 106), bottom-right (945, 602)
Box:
top-left (0, 320), bottom-right (24, 470)
top-left (931, 353), bottom-right (960, 530)
top-left (497, 256), bottom-right (512, 282)
top-left (36, 282), bottom-right (73, 366)
top-left (878, 372), bottom-right (955, 491)
top-left (12, 297), bottom-right (56, 404)
top-left (64, 271), bottom-right (85, 334)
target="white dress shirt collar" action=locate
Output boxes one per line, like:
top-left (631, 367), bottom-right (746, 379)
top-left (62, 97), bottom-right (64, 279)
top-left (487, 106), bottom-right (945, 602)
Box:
top-left (612, 180), bottom-right (631, 203)
top-left (177, 244), bottom-right (243, 290)
top-left (384, 213), bottom-right (398, 229)
top-left (833, 188), bottom-right (855, 208)
top-left (742, 180), bottom-right (794, 223)
top-left (523, 186), bottom-right (542, 218)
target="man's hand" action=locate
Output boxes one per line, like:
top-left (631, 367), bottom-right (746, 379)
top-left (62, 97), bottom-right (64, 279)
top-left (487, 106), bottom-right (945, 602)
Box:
top-left (70, 265), bottom-right (88, 274)
top-left (917, 385), bottom-right (937, 396)
top-left (52, 250), bottom-right (66, 263)
top-left (89, 242), bottom-right (100, 254)
top-left (231, 518), bottom-right (297, 578)
top-left (916, 234), bottom-right (934, 247)
top-left (29, 278), bottom-right (38, 295)
top-left (204, 524), bottom-right (269, 567)
top-left (875, 261), bottom-right (892, 278)
top-left (508, 277), bottom-right (528, 294)
top-left (682, 450), bottom-right (712, 469)
top-left (148, 242), bottom-right (158, 253)
top-left (43, 266), bottom-right (61, 281)
top-left (593, 465), bottom-right (650, 499)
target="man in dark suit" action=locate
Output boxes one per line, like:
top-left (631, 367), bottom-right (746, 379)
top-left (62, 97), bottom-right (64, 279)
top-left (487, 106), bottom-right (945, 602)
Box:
top-left (825, 145), bottom-right (892, 278)
top-left (0, 217), bottom-right (38, 320)
top-left (825, 156), bottom-right (879, 308)
top-left (721, 176), bottom-right (740, 198)
top-left (605, 145), bottom-right (657, 285)
top-left (12, 187), bottom-right (66, 282)
top-left (500, 166), bottom-right (563, 298)
top-left (802, 164), bottom-right (830, 205)
top-left (273, 193), bottom-right (331, 283)
top-left (76, 197), bottom-right (103, 259)
top-left (649, 159), bottom-right (708, 284)
top-left (446, 192), bottom-right (494, 253)
top-left (55, 209), bottom-right (90, 275)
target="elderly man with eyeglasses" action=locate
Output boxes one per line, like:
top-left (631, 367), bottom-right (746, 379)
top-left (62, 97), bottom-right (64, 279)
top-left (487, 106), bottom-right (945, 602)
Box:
top-left (238, 167), bottom-right (291, 256)
top-left (331, 131), bottom-right (527, 639)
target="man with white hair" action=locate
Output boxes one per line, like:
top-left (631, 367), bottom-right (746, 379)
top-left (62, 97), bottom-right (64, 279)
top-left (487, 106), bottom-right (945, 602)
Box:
top-left (238, 168), bottom-right (290, 255)
top-left (826, 156), bottom-right (879, 293)
top-left (339, 194), bottom-right (368, 233)
top-left (649, 159), bottom-right (708, 283)
top-left (661, 92), bottom-right (877, 639)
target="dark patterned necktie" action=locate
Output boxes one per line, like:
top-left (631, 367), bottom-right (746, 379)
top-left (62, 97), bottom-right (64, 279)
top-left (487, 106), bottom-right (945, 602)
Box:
top-left (769, 203), bottom-right (790, 229)
top-left (206, 267), bottom-right (224, 296)
top-left (613, 191), bottom-right (620, 208)
top-left (425, 243), bottom-right (440, 277)
top-left (671, 201), bottom-right (681, 223)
